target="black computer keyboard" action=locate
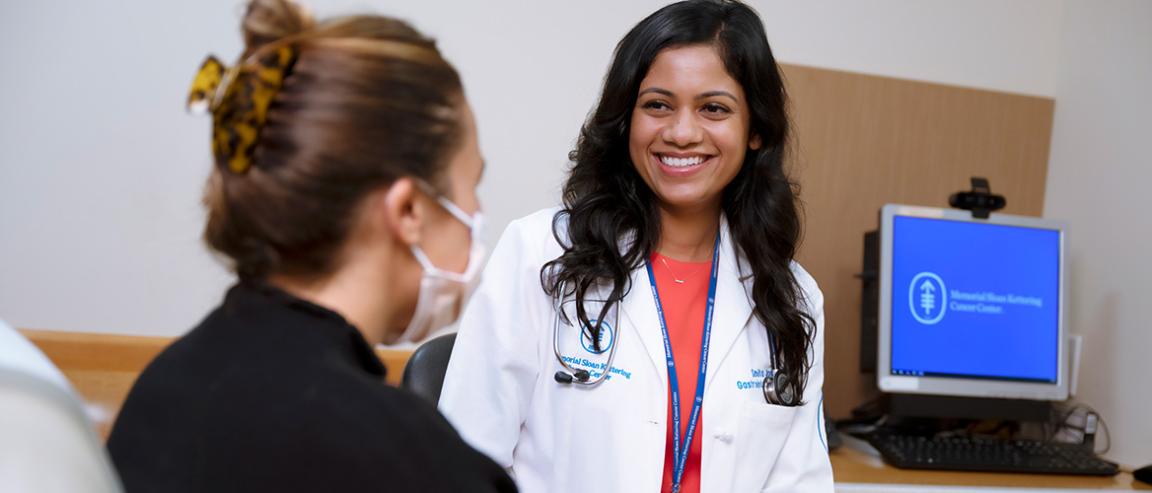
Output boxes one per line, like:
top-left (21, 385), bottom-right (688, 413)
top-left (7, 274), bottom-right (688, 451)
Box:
top-left (867, 433), bottom-right (1119, 476)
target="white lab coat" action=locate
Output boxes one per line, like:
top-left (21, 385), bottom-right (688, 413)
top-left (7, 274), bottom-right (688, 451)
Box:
top-left (439, 208), bottom-right (833, 492)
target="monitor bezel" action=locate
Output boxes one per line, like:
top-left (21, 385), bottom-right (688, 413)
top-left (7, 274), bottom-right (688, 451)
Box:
top-left (877, 204), bottom-right (1069, 401)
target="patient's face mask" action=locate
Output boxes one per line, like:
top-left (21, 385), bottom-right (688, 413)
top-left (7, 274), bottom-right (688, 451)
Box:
top-left (397, 184), bottom-right (486, 344)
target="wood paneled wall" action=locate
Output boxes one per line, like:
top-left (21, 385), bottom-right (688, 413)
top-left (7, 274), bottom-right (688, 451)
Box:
top-left (780, 64), bottom-right (1055, 418)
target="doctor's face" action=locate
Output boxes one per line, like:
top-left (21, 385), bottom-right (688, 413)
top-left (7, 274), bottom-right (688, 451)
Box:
top-left (628, 44), bottom-right (759, 214)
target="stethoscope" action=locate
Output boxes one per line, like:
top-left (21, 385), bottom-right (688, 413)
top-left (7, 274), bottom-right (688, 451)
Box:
top-left (549, 282), bottom-right (799, 407)
top-left (762, 334), bottom-right (799, 406)
top-left (552, 292), bottom-right (621, 386)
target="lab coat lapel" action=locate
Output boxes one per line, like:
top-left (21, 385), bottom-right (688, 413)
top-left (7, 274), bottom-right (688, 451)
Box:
top-left (617, 217), bottom-right (753, 392)
top-left (620, 259), bottom-right (671, 389)
top-left (704, 217), bottom-right (754, 391)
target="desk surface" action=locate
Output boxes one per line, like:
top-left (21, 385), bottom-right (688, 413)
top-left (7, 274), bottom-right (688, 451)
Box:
top-left (831, 440), bottom-right (1150, 490)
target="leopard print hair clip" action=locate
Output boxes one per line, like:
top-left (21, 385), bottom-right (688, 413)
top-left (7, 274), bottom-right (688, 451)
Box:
top-left (187, 45), bottom-right (297, 174)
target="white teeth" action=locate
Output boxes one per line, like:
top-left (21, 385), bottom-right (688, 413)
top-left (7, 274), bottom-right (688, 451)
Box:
top-left (659, 155), bottom-right (706, 168)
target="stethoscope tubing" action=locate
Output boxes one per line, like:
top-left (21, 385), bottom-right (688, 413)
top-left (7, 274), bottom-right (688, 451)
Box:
top-left (551, 289), bottom-right (621, 387)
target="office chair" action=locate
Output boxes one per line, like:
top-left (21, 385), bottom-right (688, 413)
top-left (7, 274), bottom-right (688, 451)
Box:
top-left (0, 321), bottom-right (123, 493)
top-left (401, 333), bottom-right (457, 404)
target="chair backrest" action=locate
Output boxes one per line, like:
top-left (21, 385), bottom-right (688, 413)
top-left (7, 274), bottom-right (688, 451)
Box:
top-left (400, 333), bottom-right (457, 404)
top-left (0, 321), bottom-right (123, 493)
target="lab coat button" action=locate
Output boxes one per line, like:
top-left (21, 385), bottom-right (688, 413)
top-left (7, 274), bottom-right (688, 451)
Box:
top-left (714, 429), bottom-right (734, 443)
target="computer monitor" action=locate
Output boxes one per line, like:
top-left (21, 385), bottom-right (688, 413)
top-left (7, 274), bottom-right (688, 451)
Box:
top-left (877, 204), bottom-right (1069, 402)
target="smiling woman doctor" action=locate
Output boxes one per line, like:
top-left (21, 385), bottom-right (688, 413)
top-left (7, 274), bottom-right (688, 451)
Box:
top-left (439, 1), bottom-right (832, 492)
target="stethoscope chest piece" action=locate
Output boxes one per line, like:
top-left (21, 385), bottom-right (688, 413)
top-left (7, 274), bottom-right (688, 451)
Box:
top-left (762, 370), bottom-right (797, 406)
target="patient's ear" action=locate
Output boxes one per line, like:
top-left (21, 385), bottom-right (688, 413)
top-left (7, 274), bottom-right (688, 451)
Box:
top-left (374, 178), bottom-right (423, 247)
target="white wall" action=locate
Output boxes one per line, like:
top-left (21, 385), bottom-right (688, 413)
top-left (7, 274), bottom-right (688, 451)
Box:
top-left (1043, 0), bottom-right (1152, 469)
top-left (759, 0), bottom-right (1062, 97)
top-left (0, 0), bottom-right (1062, 337)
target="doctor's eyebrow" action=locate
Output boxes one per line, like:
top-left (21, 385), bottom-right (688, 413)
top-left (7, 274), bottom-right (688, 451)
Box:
top-left (698, 90), bottom-right (738, 103)
top-left (639, 87), bottom-right (674, 98)
top-left (638, 87), bottom-right (739, 103)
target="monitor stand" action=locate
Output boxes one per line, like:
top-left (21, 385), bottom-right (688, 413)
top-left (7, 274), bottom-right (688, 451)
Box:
top-left (883, 393), bottom-right (1051, 421)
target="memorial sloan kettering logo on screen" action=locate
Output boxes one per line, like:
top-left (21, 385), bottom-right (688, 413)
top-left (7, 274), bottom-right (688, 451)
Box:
top-left (908, 271), bottom-right (1045, 325)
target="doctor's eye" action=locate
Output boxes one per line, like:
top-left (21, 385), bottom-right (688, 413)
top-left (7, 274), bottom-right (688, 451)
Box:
top-left (641, 100), bottom-right (673, 113)
top-left (700, 103), bottom-right (732, 118)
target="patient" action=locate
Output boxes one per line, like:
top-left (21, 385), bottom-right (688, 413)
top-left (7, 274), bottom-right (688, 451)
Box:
top-left (106, 1), bottom-right (513, 491)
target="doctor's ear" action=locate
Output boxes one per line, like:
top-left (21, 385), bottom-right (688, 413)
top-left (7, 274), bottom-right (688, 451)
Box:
top-left (377, 178), bottom-right (425, 247)
top-left (749, 133), bottom-right (762, 151)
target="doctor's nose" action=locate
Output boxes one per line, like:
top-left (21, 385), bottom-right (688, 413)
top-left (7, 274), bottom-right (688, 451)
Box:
top-left (662, 112), bottom-right (704, 147)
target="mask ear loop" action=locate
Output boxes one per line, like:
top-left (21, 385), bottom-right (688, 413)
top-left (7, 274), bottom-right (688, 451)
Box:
top-left (409, 178), bottom-right (485, 279)
top-left (409, 247), bottom-right (467, 283)
top-left (436, 195), bottom-right (481, 233)
top-left (412, 178), bottom-right (481, 229)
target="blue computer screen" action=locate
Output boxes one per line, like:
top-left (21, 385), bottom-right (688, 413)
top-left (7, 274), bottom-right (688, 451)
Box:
top-left (890, 215), bottom-right (1061, 383)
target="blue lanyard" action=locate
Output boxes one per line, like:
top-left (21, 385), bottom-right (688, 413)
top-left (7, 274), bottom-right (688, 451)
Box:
top-left (645, 233), bottom-right (721, 493)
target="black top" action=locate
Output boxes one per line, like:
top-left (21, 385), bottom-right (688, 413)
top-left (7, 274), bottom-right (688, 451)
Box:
top-left (107, 282), bottom-right (515, 493)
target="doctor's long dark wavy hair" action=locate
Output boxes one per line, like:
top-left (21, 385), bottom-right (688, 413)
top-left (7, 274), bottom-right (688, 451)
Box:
top-left (541, 0), bottom-right (815, 399)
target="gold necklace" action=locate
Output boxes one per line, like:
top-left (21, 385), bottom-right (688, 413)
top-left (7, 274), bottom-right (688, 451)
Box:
top-left (659, 255), bottom-right (697, 284)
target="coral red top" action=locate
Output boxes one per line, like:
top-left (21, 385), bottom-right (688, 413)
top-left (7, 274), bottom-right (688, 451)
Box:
top-left (652, 252), bottom-right (713, 493)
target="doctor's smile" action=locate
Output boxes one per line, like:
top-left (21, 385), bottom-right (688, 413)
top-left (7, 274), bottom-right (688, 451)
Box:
top-left (654, 152), bottom-right (715, 177)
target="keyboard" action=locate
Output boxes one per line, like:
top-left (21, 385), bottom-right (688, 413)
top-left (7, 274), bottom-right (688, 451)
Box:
top-left (867, 433), bottom-right (1119, 476)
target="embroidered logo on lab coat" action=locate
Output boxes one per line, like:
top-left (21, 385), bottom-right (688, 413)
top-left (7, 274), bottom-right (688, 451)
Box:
top-left (579, 320), bottom-right (614, 354)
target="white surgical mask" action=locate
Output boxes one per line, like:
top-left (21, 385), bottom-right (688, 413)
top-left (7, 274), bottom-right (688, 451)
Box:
top-left (396, 183), bottom-right (486, 344)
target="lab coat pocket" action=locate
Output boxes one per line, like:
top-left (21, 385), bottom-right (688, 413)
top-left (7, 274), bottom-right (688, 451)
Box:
top-left (731, 400), bottom-right (798, 491)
